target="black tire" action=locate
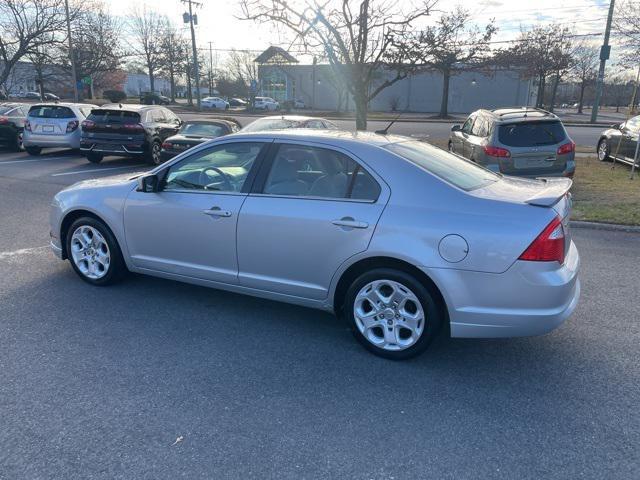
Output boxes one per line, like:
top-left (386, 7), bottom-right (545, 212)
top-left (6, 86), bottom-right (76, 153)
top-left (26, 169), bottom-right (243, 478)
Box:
top-left (14, 131), bottom-right (24, 152)
top-left (25, 146), bottom-right (41, 156)
top-left (343, 268), bottom-right (443, 360)
top-left (65, 216), bottom-right (127, 286)
top-left (145, 140), bottom-right (162, 165)
top-left (447, 141), bottom-right (453, 152)
top-left (86, 152), bottom-right (103, 164)
top-left (597, 138), bottom-right (611, 162)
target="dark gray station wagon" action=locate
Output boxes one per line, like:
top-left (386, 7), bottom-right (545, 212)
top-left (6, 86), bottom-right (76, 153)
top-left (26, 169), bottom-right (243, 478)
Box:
top-left (449, 108), bottom-right (575, 178)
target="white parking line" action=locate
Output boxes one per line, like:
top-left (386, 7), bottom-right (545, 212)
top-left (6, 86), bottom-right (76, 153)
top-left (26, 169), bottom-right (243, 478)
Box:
top-left (0, 156), bottom-right (80, 165)
top-left (51, 165), bottom-right (147, 177)
top-left (0, 246), bottom-right (48, 261)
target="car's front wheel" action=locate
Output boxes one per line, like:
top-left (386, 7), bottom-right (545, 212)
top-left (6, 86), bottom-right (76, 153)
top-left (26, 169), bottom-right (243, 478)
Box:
top-left (597, 138), bottom-right (611, 162)
top-left (66, 217), bottom-right (127, 286)
top-left (344, 268), bottom-right (443, 359)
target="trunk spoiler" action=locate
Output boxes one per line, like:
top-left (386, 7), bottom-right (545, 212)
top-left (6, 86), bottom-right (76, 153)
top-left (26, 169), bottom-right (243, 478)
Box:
top-left (525, 178), bottom-right (572, 207)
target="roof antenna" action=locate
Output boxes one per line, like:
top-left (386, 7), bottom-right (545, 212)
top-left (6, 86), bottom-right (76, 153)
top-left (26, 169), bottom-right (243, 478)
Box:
top-left (375, 112), bottom-right (403, 135)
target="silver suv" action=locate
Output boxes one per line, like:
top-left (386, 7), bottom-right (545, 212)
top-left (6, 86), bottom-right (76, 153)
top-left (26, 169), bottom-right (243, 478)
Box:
top-left (448, 108), bottom-right (575, 178)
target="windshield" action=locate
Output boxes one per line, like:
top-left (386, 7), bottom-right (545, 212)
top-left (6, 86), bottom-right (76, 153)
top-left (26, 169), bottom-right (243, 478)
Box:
top-left (498, 121), bottom-right (566, 147)
top-left (180, 123), bottom-right (226, 137)
top-left (385, 141), bottom-right (499, 191)
top-left (0, 106), bottom-right (16, 115)
top-left (242, 118), bottom-right (302, 132)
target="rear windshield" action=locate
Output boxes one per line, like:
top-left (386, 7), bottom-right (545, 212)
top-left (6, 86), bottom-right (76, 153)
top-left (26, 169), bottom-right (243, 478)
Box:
top-left (498, 121), bottom-right (566, 147)
top-left (180, 123), bottom-right (227, 137)
top-left (28, 106), bottom-right (75, 119)
top-left (87, 110), bottom-right (141, 123)
top-left (385, 141), bottom-right (499, 191)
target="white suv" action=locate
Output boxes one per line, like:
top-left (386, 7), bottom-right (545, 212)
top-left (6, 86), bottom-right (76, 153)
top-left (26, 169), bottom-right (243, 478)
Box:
top-left (254, 97), bottom-right (279, 111)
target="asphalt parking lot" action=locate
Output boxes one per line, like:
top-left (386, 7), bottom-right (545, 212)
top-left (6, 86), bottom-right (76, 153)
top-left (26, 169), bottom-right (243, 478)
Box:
top-left (1, 147), bottom-right (639, 479)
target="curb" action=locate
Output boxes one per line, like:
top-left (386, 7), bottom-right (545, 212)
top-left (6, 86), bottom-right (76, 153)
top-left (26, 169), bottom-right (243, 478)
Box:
top-left (570, 220), bottom-right (640, 233)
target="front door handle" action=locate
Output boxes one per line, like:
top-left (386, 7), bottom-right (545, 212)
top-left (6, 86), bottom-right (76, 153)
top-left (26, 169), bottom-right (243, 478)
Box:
top-left (203, 207), bottom-right (232, 217)
top-left (332, 218), bottom-right (368, 229)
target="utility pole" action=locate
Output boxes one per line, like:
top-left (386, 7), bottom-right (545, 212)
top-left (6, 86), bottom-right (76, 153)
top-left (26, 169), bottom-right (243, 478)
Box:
top-left (64, 0), bottom-right (79, 102)
top-left (182, 0), bottom-right (202, 110)
top-left (591, 0), bottom-right (615, 123)
top-left (208, 41), bottom-right (214, 96)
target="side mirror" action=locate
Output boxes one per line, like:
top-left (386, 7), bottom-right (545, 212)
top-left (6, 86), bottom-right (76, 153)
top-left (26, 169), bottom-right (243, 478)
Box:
top-left (451, 124), bottom-right (461, 132)
top-left (137, 173), bottom-right (159, 192)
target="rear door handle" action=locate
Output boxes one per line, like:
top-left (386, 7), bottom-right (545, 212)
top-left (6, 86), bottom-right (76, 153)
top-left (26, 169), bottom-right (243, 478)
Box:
top-left (332, 218), bottom-right (369, 229)
top-left (203, 207), bottom-right (232, 217)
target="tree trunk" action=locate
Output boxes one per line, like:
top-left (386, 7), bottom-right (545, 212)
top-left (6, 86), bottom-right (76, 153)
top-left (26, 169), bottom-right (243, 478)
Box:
top-left (186, 71), bottom-right (193, 105)
top-left (578, 80), bottom-right (586, 114)
top-left (148, 66), bottom-right (155, 93)
top-left (536, 74), bottom-right (546, 108)
top-left (549, 72), bottom-right (560, 113)
top-left (354, 90), bottom-right (368, 131)
top-left (169, 69), bottom-right (175, 101)
top-left (439, 69), bottom-right (451, 118)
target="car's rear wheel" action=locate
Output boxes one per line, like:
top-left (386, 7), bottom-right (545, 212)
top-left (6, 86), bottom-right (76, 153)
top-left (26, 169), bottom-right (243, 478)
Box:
top-left (597, 139), bottom-right (611, 162)
top-left (25, 146), bottom-right (41, 156)
top-left (86, 152), bottom-right (103, 164)
top-left (14, 132), bottom-right (24, 152)
top-left (344, 268), bottom-right (443, 359)
top-left (66, 217), bottom-right (126, 286)
top-left (145, 140), bottom-right (162, 165)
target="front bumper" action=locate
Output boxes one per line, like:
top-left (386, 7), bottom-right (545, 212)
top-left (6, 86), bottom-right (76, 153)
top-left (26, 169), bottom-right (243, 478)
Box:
top-left (425, 240), bottom-right (580, 338)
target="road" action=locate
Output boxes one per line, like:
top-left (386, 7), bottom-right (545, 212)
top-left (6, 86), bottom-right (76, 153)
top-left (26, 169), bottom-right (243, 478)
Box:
top-left (0, 148), bottom-right (638, 479)
top-left (180, 112), bottom-right (606, 148)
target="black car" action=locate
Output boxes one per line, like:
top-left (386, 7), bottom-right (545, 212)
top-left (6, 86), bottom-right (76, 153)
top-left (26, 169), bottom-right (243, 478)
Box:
top-left (597, 114), bottom-right (640, 165)
top-left (229, 98), bottom-right (248, 107)
top-left (160, 119), bottom-right (240, 161)
top-left (140, 92), bottom-right (172, 105)
top-left (0, 102), bottom-right (28, 151)
top-left (80, 105), bottom-right (182, 165)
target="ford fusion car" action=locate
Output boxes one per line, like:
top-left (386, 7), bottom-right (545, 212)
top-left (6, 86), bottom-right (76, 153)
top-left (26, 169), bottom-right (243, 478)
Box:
top-left (49, 131), bottom-right (580, 359)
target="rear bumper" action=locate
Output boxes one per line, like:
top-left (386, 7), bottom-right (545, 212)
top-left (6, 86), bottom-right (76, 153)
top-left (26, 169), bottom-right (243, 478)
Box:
top-left (424, 240), bottom-right (580, 338)
top-left (24, 132), bottom-right (79, 149)
top-left (80, 139), bottom-right (147, 156)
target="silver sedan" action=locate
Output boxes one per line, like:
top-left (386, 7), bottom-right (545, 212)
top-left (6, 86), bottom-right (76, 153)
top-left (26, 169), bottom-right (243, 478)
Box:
top-left (49, 130), bottom-right (580, 359)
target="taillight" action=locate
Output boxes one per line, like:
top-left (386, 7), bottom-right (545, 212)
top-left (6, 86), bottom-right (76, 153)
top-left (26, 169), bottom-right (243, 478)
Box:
top-left (25, 120), bottom-right (31, 132)
top-left (519, 216), bottom-right (565, 263)
top-left (66, 120), bottom-right (79, 132)
top-left (483, 145), bottom-right (511, 157)
top-left (557, 141), bottom-right (575, 155)
top-left (161, 142), bottom-right (172, 149)
top-left (81, 120), bottom-right (96, 130)
top-left (0, 116), bottom-right (8, 124)
top-left (123, 123), bottom-right (144, 132)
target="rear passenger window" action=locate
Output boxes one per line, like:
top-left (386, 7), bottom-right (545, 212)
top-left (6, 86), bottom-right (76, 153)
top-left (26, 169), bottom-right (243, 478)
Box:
top-left (263, 144), bottom-right (380, 201)
top-left (472, 118), bottom-right (489, 137)
top-left (461, 116), bottom-right (474, 134)
top-left (151, 109), bottom-right (165, 122)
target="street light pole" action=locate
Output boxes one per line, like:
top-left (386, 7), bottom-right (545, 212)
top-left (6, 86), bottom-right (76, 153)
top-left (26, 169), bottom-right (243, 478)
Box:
top-left (591, 0), bottom-right (615, 123)
top-left (182, 0), bottom-right (201, 110)
top-left (64, 0), bottom-right (79, 102)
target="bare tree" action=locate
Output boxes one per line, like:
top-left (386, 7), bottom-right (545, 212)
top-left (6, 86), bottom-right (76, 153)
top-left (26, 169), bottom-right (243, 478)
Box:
top-left (240, 0), bottom-right (437, 129)
top-left (0, 0), bottom-right (69, 91)
top-left (129, 7), bottom-right (166, 93)
top-left (500, 25), bottom-right (573, 109)
top-left (571, 44), bottom-right (598, 114)
top-left (159, 24), bottom-right (189, 101)
top-left (546, 29), bottom-right (575, 112)
top-left (226, 49), bottom-right (259, 90)
top-left (407, 7), bottom-right (496, 118)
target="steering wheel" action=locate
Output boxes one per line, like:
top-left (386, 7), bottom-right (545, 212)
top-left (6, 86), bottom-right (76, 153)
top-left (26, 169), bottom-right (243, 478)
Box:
top-left (201, 167), bottom-right (234, 191)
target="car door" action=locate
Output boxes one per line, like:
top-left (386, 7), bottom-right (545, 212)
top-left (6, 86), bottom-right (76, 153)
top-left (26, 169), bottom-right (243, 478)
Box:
top-left (621, 116), bottom-right (640, 160)
top-left (123, 141), bottom-right (268, 283)
top-left (464, 115), bottom-right (487, 160)
top-left (162, 108), bottom-right (182, 137)
top-left (236, 142), bottom-right (389, 300)
top-left (455, 115), bottom-right (475, 158)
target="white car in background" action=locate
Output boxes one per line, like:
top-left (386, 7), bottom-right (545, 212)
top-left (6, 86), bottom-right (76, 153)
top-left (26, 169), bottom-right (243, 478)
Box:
top-left (201, 97), bottom-right (229, 110)
top-left (254, 97), bottom-right (279, 111)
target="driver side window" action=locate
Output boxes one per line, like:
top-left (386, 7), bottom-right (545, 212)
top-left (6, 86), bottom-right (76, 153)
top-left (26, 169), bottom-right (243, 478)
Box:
top-left (461, 116), bottom-right (475, 134)
top-left (163, 142), bottom-right (264, 193)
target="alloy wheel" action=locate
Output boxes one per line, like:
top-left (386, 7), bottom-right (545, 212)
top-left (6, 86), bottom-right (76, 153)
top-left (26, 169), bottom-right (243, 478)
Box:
top-left (598, 140), bottom-right (608, 161)
top-left (70, 225), bottom-right (111, 280)
top-left (353, 279), bottom-right (425, 351)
